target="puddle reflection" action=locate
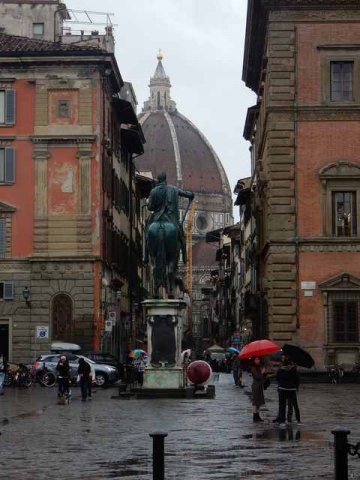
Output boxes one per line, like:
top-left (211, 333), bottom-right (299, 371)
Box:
top-left (242, 427), bottom-right (325, 444)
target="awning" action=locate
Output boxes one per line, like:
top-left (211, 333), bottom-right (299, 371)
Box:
top-left (234, 187), bottom-right (251, 206)
top-left (121, 127), bottom-right (144, 155)
top-left (113, 97), bottom-right (138, 125)
top-left (206, 228), bottom-right (222, 243)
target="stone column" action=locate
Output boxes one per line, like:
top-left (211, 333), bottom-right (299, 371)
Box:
top-left (77, 143), bottom-right (93, 215)
top-left (33, 144), bottom-right (50, 217)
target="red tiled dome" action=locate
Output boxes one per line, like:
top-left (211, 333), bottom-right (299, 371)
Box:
top-left (137, 110), bottom-right (230, 196)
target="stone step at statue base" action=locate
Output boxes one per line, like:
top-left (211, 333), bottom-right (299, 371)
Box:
top-left (132, 385), bottom-right (215, 400)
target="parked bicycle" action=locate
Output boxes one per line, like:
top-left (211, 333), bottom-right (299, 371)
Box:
top-left (5, 363), bottom-right (32, 387)
top-left (327, 364), bottom-right (344, 384)
top-left (31, 362), bottom-right (56, 387)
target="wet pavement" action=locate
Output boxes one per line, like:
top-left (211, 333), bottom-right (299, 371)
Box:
top-left (0, 374), bottom-right (360, 479)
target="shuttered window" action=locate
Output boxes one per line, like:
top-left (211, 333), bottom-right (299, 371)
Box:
top-left (0, 148), bottom-right (16, 183)
top-left (0, 220), bottom-right (5, 258)
top-left (3, 282), bottom-right (14, 300)
top-left (0, 281), bottom-right (14, 300)
top-left (333, 300), bottom-right (359, 342)
top-left (0, 90), bottom-right (16, 125)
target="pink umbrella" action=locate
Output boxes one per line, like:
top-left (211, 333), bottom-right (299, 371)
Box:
top-left (239, 339), bottom-right (280, 360)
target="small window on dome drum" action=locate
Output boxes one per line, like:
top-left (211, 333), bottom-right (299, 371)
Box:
top-left (196, 213), bottom-right (208, 232)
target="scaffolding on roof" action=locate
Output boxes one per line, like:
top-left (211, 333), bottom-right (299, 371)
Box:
top-left (65, 9), bottom-right (117, 27)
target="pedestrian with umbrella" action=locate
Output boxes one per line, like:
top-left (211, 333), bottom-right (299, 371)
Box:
top-left (239, 339), bottom-right (280, 422)
top-left (250, 356), bottom-right (269, 422)
top-left (275, 344), bottom-right (314, 427)
top-left (276, 355), bottom-right (301, 427)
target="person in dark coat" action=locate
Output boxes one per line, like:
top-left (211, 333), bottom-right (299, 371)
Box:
top-left (251, 356), bottom-right (267, 422)
top-left (56, 355), bottom-right (71, 399)
top-left (276, 356), bottom-right (301, 427)
top-left (78, 357), bottom-right (91, 402)
top-left (232, 355), bottom-right (244, 387)
top-left (0, 354), bottom-right (6, 395)
top-left (273, 354), bottom-right (293, 424)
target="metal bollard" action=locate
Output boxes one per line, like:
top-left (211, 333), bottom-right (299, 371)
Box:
top-left (332, 427), bottom-right (350, 480)
top-left (149, 432), bottom-right (168, 480)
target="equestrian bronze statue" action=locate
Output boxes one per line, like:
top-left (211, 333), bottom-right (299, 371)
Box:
top-left (144, 172), bottom-right (194, 297)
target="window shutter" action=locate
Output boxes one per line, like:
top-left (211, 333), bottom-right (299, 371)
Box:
top-left (5, 90), bottom-right (16, 125)
top-left (5, 148), bottom-right (15, 183)
top-left (4, 281), bottom-right (14, 300)
top-left (0, 219), bottom-right (5, 258)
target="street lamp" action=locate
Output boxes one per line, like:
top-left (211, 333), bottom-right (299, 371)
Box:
top-left (22, 286), bottom-right (31, 307)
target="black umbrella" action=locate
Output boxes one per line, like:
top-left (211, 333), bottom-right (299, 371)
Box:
top-left (282, 344), bottom-right (314, 369)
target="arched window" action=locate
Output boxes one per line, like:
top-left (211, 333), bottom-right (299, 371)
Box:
top-left (52, 294), bottom-right (73, 341)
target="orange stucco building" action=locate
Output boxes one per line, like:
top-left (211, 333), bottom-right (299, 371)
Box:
top-left (0, 1), bottom-right (145, 364)
top-left (243, 0), bottom-right (360, 368)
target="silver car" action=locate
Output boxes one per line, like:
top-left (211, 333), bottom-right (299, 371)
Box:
top-left (34, 354), bottom-right (118, 387)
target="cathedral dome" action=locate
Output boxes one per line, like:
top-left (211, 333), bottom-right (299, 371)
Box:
top-left (137, 54), bottom-right (231, 198)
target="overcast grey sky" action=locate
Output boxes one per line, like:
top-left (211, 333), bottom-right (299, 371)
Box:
top-left (67, 1), bottom-right (256, 206)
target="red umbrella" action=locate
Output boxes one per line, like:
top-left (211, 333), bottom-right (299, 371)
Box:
top-left (239, 339), bottom-right (280, 359)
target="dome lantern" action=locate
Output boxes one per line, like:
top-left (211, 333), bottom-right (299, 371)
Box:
top-left (143, 51), bottom-right (176, 113)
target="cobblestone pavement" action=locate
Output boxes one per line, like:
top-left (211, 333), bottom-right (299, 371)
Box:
top-left (0, 374), bottom-right (360, 479)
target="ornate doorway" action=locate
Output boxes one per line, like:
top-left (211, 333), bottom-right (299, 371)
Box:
top-left (52, 294), bottom-right (73, 341)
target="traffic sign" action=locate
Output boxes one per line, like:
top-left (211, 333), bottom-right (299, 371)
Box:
top-left (36, 326), bottom-right (49, 339)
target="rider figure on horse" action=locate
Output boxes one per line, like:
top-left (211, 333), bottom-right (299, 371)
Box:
top-left (144, 171), bottom-right (194, 268)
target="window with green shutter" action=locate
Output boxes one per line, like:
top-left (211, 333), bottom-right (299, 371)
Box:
top-left (0, 90), bottom-right (16, 125)
top-left (0, 219), bottom-right (5, 258)
top-left (0, 148), bottom-right (16, 184)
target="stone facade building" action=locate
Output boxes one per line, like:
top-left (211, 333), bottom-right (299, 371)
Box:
top-left (0, 0), bottom-right (145, 363)
top-left (243, 0), bottom-right (360, 368)
top-left (136, 53), bottom-right (233, 349)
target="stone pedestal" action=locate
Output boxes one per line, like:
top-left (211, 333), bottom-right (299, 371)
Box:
top-left (142, 299), bottom-right (186, 390)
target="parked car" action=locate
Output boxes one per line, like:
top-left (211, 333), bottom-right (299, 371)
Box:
top-left (83, 352), bottom-right (124, 380)
top-left (34, 354), bottom-right (118, 387)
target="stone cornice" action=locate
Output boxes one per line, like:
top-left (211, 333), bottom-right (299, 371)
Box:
top-left (299, 237), bottom-right (360, 244)
top-left (265, 105), bottom-right (360, 124)
top-left (299, 237), bottom-right (360, 252)
top-left (319, 161), bottom-right (360, 180)
top-left (29, 255), bottom-right (98, 262)
top-left (265, 0), bottom-right (360, 8)
top-left (317, 44), bottom-right (360, 50)
top-left (297, 106), bottom-right (360, 122)
top-left (31, 135), bottom-right (96, 145)
top-left (270, 9), bottom-right (360, 21)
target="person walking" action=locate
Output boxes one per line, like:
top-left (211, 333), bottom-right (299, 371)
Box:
top-left (251, 356), bottom-right (267, 422)
top-left (87, 360), bottom-right (95, 399)
top-left (273, 354), bottom-right (294, 424)
top-left (56, 355), bottom-right (71, 402)
top-left (78, 357), bottom-right (91, 402)
top-left (138, 355), bottom-right (146, 387)
top-left (0, 354), bottom-right (6, 395)
top-left (232, 355), bottom-right (242, 387)
top-left (276, 355), bottom-right (302, 427)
